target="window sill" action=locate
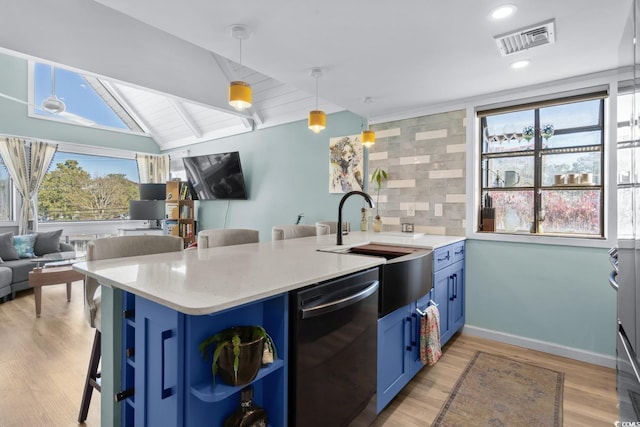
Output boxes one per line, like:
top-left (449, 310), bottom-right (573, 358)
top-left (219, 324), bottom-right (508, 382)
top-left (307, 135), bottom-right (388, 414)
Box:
top-left (469, 230), bottom-right (614, 249)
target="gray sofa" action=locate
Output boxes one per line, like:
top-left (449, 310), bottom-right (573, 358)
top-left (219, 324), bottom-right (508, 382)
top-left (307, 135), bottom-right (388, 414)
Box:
top-left (0, 230), bottom-right (75, 302)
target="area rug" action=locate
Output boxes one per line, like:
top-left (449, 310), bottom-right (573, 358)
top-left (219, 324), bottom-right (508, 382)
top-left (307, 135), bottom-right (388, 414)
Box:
top-left (432, 351), bottom-right (564, 427)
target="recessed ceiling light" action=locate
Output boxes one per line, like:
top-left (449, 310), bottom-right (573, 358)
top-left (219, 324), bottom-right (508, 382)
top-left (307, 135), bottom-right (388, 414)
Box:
top-left (491, 4), bottom-right (517, 20)
top-left (510, 59), bottom-right (530, 69)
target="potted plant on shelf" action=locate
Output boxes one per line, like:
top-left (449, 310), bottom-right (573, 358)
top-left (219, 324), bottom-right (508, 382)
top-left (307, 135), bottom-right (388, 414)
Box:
top-left (370, 167), bottom-right (388, 232)
top-left (199, 325), bottom-right (277, 386)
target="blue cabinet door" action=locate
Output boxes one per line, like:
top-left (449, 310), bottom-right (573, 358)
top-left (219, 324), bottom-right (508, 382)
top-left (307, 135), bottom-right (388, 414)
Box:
top-left (433, 267), bottom-right (451, 345)
top-left (377, 304), bottom-right (412, 413)
top-left (135, 297), bottom-right (185, 427)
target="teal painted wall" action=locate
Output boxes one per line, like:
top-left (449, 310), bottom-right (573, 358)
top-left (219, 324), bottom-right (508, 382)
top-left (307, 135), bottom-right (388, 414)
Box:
top-left (169, 111), bottom-right (366, 242)
top-left (465, 239), bottom-right (615, 356)
top-left (0, 52), bottom-right (158, 153)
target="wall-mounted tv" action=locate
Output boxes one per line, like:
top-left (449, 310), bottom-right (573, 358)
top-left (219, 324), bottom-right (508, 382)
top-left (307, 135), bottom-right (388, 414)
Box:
top-left (182, 152), bottom-right (248, 200)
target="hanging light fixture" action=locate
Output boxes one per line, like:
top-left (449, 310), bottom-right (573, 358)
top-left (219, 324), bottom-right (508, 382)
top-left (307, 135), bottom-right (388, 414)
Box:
top-left (308, 67), bottom-right (326, 133)
top-left (229, 25), bottom-right (252, 111)
top-left (361, 97), bottom-right (375, 148)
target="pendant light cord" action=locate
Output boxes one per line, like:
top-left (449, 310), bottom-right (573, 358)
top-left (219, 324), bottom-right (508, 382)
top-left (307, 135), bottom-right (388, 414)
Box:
top-left (315, 76), bottom-right (319, 110)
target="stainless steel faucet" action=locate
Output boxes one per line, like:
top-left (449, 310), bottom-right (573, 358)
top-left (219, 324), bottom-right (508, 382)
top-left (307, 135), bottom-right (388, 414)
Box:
top-left (337, 191), bottom-right (374, 245)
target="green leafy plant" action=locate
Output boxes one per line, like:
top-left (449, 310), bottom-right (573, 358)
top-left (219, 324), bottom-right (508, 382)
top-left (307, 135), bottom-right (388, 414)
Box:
top-left (198, 325), bottom-right (277, 385)
top-left (370, 167), bottom-right (388, 218)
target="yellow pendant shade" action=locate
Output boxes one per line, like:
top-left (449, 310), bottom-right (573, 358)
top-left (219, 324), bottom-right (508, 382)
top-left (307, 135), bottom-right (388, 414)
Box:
top-left (361, 130), bottom-right (376, 147)
top-left (308, 110), bottom-right (326, 133)
top-left (229, 81), bottom-right (252, 111)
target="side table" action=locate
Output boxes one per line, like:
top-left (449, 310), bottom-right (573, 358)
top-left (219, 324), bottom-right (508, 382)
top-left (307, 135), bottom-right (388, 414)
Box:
top-left (28, 266), bottom-right (86, 318)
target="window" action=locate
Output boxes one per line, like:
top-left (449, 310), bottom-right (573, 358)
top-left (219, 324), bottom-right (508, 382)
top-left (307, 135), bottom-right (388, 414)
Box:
top-left (38, 151), bottom-right (140, 222)
top-left (478, 94), bottom-right (605, 238)
top-left (0, 163), bottom-right (12, 221)
top-left (617, 91), bottom-right (640, 238)
top-left (31, 62), bottom-right (144, 132)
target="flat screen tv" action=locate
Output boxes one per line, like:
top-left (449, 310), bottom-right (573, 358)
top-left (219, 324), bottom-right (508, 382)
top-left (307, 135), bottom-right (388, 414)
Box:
top-left (182, 152), bottom-right (248, 200)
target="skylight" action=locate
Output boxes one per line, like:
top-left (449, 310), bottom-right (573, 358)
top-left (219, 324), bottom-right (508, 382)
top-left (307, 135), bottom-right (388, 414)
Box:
top-left (32, 62), bottom-right (144, 133)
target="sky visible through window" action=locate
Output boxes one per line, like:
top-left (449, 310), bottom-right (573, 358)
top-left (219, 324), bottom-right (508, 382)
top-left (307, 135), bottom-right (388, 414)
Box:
top-left (51, 151), bottom-right (139, 182)
top-left (33, 62), bottom-right (129, 129)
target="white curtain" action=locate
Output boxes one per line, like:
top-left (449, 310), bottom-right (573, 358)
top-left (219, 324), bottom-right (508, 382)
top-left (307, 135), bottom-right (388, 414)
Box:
top-left (136, 154), bottom-right (170, 183)
top-left (0, 138), bottom-right (57, 234)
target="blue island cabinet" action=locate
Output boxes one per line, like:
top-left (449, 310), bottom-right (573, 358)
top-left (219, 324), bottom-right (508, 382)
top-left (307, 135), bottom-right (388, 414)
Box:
top-left (376, 241), bottom-right (465, 413)
top-left (119, 292), bottom-right (288, 427)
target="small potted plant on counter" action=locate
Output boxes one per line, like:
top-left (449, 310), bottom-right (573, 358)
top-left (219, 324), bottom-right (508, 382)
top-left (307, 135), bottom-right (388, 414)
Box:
top-left (370, 167), bottom-right (388, 232)
top-left (199, 325), bottom-right (277, 386)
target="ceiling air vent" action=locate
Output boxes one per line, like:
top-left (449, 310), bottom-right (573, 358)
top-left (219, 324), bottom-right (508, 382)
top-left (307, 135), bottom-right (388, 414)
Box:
top-left (494, 19), bottom-right (556, 56)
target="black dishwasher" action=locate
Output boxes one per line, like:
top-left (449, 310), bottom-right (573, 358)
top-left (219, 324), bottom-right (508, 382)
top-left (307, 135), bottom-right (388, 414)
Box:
top-left (289, 268), bottom-right (379, 427)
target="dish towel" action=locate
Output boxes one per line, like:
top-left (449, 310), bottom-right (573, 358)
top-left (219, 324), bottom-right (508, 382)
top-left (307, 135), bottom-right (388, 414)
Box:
top-left (420, 305), bottom-right (442, 366)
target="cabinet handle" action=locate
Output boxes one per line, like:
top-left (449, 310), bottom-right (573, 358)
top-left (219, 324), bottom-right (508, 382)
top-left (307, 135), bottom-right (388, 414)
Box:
top-left (405, 317), bottom-right (412, 351)
top-left (410, 313), bottom-right (418, 347)
top-left (437, 251), bottom-right (450, 262)
top-left (449, 275), bottom-right (454, 301)
top-left (115, 388), bottom-right (134, 402)
top-left (453, 273), bottom-right (458, 299)
top-left (161, 329), bottom-right (175, 399)
top-left (454, 247), bottom-right (464, 256)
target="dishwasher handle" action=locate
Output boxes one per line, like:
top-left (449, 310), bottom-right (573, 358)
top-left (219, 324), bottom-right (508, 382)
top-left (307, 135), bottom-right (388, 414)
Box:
top-left (301, 281), bottom-right (379, 319)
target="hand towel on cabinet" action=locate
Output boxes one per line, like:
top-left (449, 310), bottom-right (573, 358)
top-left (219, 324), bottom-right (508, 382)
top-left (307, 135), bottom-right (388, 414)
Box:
top-left (420, 305), bottom-right (442, 366)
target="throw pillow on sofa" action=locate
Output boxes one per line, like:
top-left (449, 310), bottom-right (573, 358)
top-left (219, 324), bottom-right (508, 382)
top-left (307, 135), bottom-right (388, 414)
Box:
top-left (13, 234), bottom-right (36, 258)
top-left (34, 229), bottom-right (63, 256)
top-left (0, 231), bottom-right (20, 261)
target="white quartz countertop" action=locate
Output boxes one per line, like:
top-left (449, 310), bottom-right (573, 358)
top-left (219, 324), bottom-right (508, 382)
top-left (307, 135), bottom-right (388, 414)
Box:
top-left (73, 231), bottom-right (464, 315)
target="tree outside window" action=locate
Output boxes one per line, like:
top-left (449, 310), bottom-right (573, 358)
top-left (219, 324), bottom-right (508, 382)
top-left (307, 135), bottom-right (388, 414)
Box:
top-left (38, 152), bottom-right (139, 222)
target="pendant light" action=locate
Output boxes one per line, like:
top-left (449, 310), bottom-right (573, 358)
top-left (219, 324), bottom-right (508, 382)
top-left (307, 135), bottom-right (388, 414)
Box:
top-left (308, 67), bottom-right (326, 133)
top-left (229, 25), bottom-right (252, 111)
top-left (361, 97), bottom-right (375, 148)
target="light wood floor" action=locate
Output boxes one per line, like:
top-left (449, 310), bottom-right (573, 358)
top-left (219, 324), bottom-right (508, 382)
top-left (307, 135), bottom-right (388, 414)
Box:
top-left (0, 284), bottom-right (618, 426)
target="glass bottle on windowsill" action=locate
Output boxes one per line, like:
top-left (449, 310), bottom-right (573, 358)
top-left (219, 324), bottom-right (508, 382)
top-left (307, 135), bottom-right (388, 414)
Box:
top-left (224, 386), bottom-right (268, 427)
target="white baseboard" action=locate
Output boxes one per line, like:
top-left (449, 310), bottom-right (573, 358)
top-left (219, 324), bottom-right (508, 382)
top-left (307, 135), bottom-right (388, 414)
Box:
top-left (462, 325), bottom-right (616, 368)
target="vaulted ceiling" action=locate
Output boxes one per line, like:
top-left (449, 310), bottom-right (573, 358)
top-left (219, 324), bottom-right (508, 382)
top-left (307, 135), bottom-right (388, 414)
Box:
top-left (0, 0), bottom-right (632, 151)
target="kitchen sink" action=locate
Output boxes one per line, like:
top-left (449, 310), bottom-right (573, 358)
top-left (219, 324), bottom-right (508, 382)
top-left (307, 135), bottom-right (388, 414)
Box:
top-left (320, 244), bottom-right (433, 316)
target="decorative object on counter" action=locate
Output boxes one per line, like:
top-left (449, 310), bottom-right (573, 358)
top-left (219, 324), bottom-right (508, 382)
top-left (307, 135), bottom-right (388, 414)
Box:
top-left (553, 174), bottom-right (566, 185)
top-left (580, 172), bottom-right (593, 184)
top-left (504, 207), bottom-right (520, 232)
top-left (224, 386), bottom-right (268, 427)
top-left (199, 325), bottom-right (277, 386)
top-left (522, 125), bottom-right (535, 141)
top-left (360, 207), bottom-right (368, 231)
top-left (481, 193), bottom-right (495, 232)
top-left (541, 123), bottom-right (554, 141)
top-left (504, 170), bottom-right (520, 187)
top-left (370, 167), bottom-right (388, 232)
top-left (432, 351), bottom-right (564, 427)
top-left (329, 134), bottom-right (364, 193)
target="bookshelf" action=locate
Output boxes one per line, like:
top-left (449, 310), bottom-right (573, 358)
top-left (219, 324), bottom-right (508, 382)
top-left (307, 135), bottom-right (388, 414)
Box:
top-left (165, 180), bottom-right (196, 247)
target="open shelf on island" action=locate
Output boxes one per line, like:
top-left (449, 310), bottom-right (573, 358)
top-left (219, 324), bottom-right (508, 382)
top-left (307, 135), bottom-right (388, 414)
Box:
top-left (190, 359), bottom-right (284, 403)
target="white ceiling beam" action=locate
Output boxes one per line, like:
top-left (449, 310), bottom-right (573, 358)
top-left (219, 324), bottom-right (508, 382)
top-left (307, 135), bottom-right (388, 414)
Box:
top-left (102, 81), bottom-right (165, 146)
top-left (167, 98), bottom-right (202, 139)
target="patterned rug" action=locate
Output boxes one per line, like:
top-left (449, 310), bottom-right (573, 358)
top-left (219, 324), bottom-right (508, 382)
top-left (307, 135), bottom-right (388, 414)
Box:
top-left (432, 351), bottom-right (564, 427)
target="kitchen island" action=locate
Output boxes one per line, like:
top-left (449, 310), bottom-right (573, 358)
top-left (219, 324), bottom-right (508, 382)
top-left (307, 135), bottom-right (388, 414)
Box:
top-left (73, 231), bottom-right (464, 426)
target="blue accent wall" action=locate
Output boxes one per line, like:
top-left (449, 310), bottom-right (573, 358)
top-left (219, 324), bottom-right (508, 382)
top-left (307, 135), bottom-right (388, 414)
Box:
top-left (0, 52), bottom-right (158, 153)
top-left (466, 239), bottom-right (615, 356)
top-left (168, 111), bottom-right (366, 242)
